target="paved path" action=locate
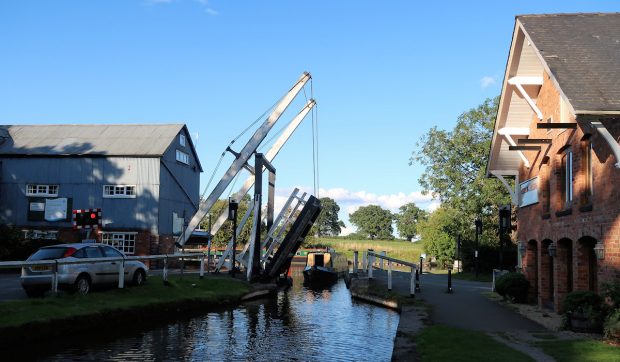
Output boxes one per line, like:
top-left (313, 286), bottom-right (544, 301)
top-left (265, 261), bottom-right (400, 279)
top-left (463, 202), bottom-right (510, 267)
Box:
top-left (371, 269), bottom-right (546, 332)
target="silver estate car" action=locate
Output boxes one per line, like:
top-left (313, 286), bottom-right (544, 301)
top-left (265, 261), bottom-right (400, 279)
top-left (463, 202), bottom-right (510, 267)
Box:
top-left (21, 243), bottom-right (148, 297)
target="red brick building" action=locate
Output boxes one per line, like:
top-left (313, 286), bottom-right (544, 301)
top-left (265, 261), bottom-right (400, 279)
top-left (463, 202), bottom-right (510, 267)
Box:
top-left (487, 13), bottom-right (620, 311)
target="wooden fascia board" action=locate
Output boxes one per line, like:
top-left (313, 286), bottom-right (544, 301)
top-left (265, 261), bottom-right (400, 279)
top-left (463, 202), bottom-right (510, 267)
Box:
top-left (516, 19), bottom-right (577, 119)
top-left (487, 21), bottom-right (522, 178)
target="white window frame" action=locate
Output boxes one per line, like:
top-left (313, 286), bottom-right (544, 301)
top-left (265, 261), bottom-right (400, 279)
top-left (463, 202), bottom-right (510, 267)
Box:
top-left (180, 134), bottom-right (186, 147)
top-left (101, 232), bottom-right (137, 254)
top-left (103, 185), bottom-right (137, 198)
top-left (176, 149), bottom-right (190, 165)
top-left (26, 184), bottom-right (59, 197)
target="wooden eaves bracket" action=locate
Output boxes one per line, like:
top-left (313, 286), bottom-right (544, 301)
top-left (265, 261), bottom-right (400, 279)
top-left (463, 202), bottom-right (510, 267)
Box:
top-left (591, 121), bottom-right (620, 169)
top-left (490, 170), bottom-right (520, 206)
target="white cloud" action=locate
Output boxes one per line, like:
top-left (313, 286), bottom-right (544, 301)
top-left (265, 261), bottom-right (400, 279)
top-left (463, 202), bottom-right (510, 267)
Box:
top-left (480, 76), bottom-right (497, 89)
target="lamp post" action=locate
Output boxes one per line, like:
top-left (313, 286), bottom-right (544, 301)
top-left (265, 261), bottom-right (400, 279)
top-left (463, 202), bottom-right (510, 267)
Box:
top-left (228, 198), bottom-right (239, 277)
top-left (475, 218), bottom-right (482, 278)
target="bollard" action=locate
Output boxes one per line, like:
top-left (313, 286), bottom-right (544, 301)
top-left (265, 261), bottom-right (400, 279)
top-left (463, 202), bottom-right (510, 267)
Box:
top-left (380, 251), bottom-right (386, 270)
top-left (353, 251), bottom-right (359, 274)
top-left (415, 269), bottom-right (421, 292)
top-left (200, 253), bottom-right (205, 279)
top-left (419, 256), bottom-right (423, 274)
top-left (447, 269), bottom-right (453, 294)
top-left (410, 265), bottom-right (416, 297)
top-left (118, 260), bottom-right (125, 289)
top-left (388, 260), bottom-right (392, 291)
top-left (163, 256), bottom-right (169, 283)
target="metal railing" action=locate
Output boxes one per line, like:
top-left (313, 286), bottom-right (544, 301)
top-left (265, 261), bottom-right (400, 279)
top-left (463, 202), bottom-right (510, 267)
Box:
top-left (0, 252), bottom-right (207, 295)
top-left (352, 250), bottom-right (420, 296)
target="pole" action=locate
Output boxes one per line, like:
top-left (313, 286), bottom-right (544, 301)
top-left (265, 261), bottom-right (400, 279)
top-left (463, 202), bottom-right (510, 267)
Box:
top-left (447, 268), bottom-right (453, 293)
top-left (206, 214), bottom-right (212, 274)
top-left (231, 212), bottom-right (237, 278)
top-left (475, 219), bottom-right (480, 278)
top-left (388, 260), bottom-right (392, 291)
top-left (410, 266), bottom-right (416, 297)
top-left (419, 256), bottom-right (423, 274)
top-left (415, 268), bottom-right (421, 292)
top-left (353, 251), bottom-right (358, 274)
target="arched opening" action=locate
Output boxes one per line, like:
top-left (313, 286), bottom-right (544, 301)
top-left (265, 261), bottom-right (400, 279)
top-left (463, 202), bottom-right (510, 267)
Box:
top-left (525, 240), bottom-right (538, 302)
top-left (557, 238), bottom-right (574, 307)
top-left (540, 239), bottom-right (554, 308)
top-left (577, 236), bottom-right (598, 292)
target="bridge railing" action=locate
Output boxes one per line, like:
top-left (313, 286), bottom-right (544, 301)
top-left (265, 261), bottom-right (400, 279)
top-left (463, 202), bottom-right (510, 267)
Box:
top-left (0, 252), bottom-right (208, 295)
top-left (352, 250), bottom-right (420, 297)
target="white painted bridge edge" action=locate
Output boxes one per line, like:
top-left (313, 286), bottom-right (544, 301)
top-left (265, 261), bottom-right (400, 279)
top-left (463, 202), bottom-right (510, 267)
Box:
top-left (352, 250), bottom-right (419, 297)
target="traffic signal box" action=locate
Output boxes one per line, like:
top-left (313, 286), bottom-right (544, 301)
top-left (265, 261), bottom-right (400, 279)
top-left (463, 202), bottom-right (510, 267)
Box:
top-left (72, 208), bottom-right (102, 230)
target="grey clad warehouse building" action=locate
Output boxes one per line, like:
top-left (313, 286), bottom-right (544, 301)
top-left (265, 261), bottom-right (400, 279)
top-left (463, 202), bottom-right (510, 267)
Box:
top-left (0, 124), bottom-right (202, 256)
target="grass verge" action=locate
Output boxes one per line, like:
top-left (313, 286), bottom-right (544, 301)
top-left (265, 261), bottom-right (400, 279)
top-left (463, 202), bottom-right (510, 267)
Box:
top-left (416, 325), bottom-right (535, 362)
top-left (0, 275), bottom-right (250, 328)
top-left (537, 339), bottom-right (620, 362)
top-left (314, 238), bottom-right (423, 263)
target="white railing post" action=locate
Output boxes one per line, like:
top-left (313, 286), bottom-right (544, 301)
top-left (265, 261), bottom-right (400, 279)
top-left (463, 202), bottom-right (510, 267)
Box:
top-left (362, 251), bottom-right (367, 272)
top-left (388, 260), bottom-right (392, 291)
top-left (353, 251), bottom-right (359, 274)
top-left (380, 251), bottom-right (386, 270)
top-left (410, 265), bottom-right (416, 297)
top-left (368, 252), bottom-right (374, 279)
top-left (163, 256), bottom-right (169, 283)
top-left (200, 253), bottom-right (205, 279)
top-left (52, 260), bottom-right (59, 295)
top-left (118, 260), bottom-right (125, 289)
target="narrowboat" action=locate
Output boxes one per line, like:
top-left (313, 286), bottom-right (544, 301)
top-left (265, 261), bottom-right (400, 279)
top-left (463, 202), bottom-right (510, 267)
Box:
top-left (302, 250), bottom-right (348, 286)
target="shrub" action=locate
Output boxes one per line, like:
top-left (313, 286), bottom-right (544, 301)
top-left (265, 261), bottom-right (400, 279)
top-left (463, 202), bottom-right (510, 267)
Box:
top-left (495, 272), bottom-right (529, 303)
top-left (601, 282), bottom-right (620, 311)
top-left (604, 308), bottom-right (620, 341)
top-left (560, 291), bottom-right (605, 332)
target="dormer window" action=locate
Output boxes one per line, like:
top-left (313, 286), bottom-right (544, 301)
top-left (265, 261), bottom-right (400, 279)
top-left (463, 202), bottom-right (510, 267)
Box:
top-left (176, 150), bottom-right (189, 165)
top-left (180, 134), bottom-right (186, 147)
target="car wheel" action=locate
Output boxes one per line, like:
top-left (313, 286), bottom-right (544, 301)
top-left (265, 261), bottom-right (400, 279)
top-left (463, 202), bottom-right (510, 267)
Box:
top-left (132, 269), bottom-right (146, 286)
top-left (74, 275), bottom-right (91, 295)
top-left (24, 287), bottom-right (45, 298)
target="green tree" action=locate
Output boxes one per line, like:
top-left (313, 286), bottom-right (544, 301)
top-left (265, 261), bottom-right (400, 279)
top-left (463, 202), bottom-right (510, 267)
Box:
top-left (310, 197), bottom-right (345, 237)
top-left (418, 206), bottom-right (459, 266)
top-left (410, 96), bottom-right (510, 247)
top-left (349, 205), bottom-right (394, 240)
top-left (201, 195), bottom-right (256, 248)
top-left (395, 202), bottom-right (427, 240)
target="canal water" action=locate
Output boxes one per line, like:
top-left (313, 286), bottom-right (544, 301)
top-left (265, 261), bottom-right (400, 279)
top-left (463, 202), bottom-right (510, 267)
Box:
top-left (22, 268), bottom-right (399, 361)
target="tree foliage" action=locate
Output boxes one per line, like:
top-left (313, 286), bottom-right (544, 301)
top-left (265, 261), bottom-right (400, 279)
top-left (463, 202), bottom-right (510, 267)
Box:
top-left (410, 97), bottom-right (512, 257)
top-left (418, 206), bottom-right (459, 265)
top-left (395, 202), bottom-right (427, 240)
top-left (200, 195), bottom-right (256, 248)
top-left (349, 205), bottom-right (394, 240)
top-left (310, 197), bottom-right (345, 237)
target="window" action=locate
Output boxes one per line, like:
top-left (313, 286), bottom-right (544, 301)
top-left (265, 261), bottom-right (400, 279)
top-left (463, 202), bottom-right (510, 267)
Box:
top-left (582, 138), bottom-right (593, 205)
top-left (101, 232), bottom-right (136, 254)
top-left (180, 134), bottom-right (186, 147)
top-left (176, 149), bottom-right (189, 165)
top-left (26, 184), bottom-right (59, 197)
top-left (560, 148), bottom-right (573, 209)
top-left (101, 245), bottom-right (123, 258)
top-left (103, 185), bottom-right (136, 198)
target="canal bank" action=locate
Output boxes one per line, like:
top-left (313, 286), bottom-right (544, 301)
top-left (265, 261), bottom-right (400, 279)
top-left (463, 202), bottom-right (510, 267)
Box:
top-left (0, 275), bottom-right (261, 347)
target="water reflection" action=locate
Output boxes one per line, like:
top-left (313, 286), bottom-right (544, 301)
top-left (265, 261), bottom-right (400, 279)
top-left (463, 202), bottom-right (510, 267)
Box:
top-left (22, 267), bottom-right (399, 361)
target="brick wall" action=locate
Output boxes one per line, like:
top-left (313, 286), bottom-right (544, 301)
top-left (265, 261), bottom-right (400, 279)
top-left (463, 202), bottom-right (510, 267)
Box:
top-left (518, 72), bottom-right (620, 311)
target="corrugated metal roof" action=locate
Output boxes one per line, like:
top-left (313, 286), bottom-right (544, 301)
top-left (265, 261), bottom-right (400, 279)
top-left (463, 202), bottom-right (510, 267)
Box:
top-left (0, 124), bottom-right (184, 156)
top-left (518, 13), bottom-right (620, 113)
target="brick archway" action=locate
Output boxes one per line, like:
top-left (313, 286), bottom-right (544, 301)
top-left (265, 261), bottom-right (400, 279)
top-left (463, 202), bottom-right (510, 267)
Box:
top-left (540, 239), bottom-right (554, 309)
top-left (525, 240), bottom-right (538, 302)
top-left (577, 236), bottom-right (598, 292)
top-left (556, 238), bottom-right (574, 309)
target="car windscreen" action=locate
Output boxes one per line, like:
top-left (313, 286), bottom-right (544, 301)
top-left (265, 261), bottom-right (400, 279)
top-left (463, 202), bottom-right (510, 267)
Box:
top-left (28, 247), bottom-right (70, 260)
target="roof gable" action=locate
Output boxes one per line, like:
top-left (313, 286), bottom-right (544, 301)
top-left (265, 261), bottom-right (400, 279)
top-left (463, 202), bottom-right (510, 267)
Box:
top-left (0, 124), bottom-right (186, 157)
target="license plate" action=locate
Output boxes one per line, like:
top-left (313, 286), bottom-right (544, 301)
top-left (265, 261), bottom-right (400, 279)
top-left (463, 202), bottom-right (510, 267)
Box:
top-left (31, 265), bottom-right (51, 271)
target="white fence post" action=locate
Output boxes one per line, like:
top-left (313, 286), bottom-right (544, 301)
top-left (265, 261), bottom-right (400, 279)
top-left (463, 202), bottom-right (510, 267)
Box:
top-left (353, 251), bottom-right (358, 274)
top-left (380, 251), bottom-right (386, 270)
top-left (52, 261), bottom-right (59, 295)
top-left (410, 265), bottom-right (416, 297)
top-left (388, 260), bottom-right (392, 291)
top-left (163, 256), bottom-right (169, 283)
top-left (368, 252), bottom-right (374, 279)
top-left (200, 253), bottom-right (205, 279)
top-left (362, 251), bottom-right (367, 272)
top-left (118, 260), bottom-right (125, 289)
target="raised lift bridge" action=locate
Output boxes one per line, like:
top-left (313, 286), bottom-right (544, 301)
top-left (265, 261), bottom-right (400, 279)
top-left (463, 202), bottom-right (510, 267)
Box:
top-left (177, 72), bottom-right (321, 283)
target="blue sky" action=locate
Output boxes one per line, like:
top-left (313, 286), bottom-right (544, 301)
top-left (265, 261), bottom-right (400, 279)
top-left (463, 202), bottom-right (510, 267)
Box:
top-left (1, 1), bottom-right (619, 235)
